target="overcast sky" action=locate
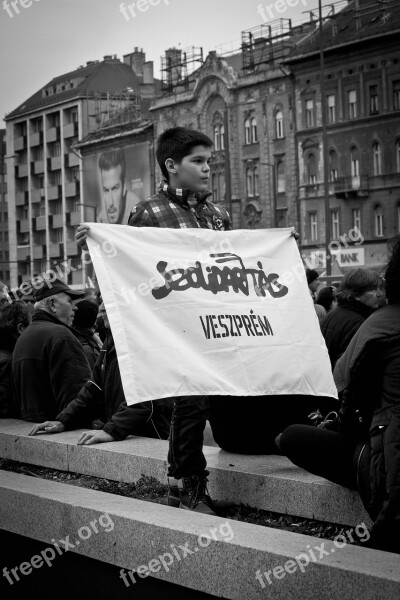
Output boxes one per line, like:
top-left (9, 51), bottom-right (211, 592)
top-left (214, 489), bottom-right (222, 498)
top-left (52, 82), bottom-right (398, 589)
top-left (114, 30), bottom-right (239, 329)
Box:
top-left (0, 0), bottom-right (324, 123)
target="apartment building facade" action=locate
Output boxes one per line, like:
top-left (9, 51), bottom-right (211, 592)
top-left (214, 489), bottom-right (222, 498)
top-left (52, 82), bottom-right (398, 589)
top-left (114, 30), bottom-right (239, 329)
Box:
top-left (5, 50), bottom-right (158, 289)
top-left (286, 0), bottom-right (400, 272)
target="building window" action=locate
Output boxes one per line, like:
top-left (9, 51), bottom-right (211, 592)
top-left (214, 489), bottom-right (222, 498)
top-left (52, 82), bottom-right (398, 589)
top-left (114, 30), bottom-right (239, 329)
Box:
top-left (307, 153), bottom-right (317, 184)
top-left (373, 142), bottom-right (382, 175)
top-left (309, 212), bottom-right (318, 241)
top-left (52, 142), bottom-right (61, 157)
top-left (253, 166), bottom-right (259, 196)
top-left (305, 99), bottom-right (314, 127)
top-left (213, 126), bottom-right (220, 151)
top-left (396, 140), bottom-right (400, 172)
top-left (327, 94), bottom-right (336, 124)
top-left (350, 146), bottom-right (360, 177)
top-left (348, 90), bottom-right (357, 119)
top-left (331, 210), bottom-right (340, 240)
top-left (251, 117), bottom-right (258, 143)
top-left (244, 118), bottom-right (251, 144)
top-left (397, 205), bottom-right (400, 234)
top-left (246, 167), bottom-right (254, 196)
top-left (329, 149), bottom-right (338, 182)
top-left (393, 80), bottom-right (400, 111)
top-left (220, 124), bottom-right (225, 150)
top-left (275, 111), bottom-right (283, 138)
top-left (218, 172), bottom-right (225, 201)
top-left (369, 85), bottom-right (379, 114)
top-left (374, 206), bottom-right (384, 237)
top-left (276, 160), bottom-right (285, 193)
top-left (352, 208), bottom-right (361, 231)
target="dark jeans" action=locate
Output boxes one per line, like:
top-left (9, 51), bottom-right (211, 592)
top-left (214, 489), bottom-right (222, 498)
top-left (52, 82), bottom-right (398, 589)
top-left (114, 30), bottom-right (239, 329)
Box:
top-left (167, 396), bottom-right (209, 479)
top-left (280, 424), bottom-right (358, 489)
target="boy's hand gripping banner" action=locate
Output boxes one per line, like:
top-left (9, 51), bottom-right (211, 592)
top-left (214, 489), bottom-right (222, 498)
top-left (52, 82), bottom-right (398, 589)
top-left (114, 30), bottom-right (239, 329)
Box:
top-left (86, 225), bottom-right (337, 405)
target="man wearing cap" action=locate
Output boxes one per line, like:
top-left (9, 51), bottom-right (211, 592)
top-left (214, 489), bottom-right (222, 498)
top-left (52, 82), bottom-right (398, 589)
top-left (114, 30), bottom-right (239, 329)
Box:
top-left (12, 278), bottom-right (92, 422)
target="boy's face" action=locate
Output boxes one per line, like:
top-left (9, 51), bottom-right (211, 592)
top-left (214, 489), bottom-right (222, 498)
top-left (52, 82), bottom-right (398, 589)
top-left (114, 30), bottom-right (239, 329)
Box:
top-left (172, 145), bottom-right (211, 192)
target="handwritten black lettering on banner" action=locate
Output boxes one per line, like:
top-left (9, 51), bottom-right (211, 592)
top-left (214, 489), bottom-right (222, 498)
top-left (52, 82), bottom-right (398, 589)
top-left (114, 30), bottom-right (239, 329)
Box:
top-left (151, 253), bottom-right (289, 300)
top-left (199, 310), bottom-right (273, 339)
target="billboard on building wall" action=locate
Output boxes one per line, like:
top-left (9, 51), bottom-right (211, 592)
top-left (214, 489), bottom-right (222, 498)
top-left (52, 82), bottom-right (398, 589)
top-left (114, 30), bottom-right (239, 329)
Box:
top-left (82, 142), bottom-right (151, 224)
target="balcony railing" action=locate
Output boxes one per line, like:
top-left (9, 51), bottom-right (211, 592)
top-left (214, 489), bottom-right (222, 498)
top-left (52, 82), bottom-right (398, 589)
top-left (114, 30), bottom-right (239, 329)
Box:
top-left (17, 246), bottom-right (30, 261)
top-left (46, 126), bottom-right (60, 143)
top-left (30, 132), bottom-right (43, 147)
top-left (35, 216), bottom-right (47, 231)
top-left (51, 213), bottom-right (64, 228)
top-left (65, 181), bottom-right (79, 198)
top-left (32, 245), bottom-right (45, 260)
top-left (16, 191), bottom-right (28, 206)
top-left (334, 175), bottom-right (369, 198)
top-left (68, 211), bottom-right (82, 226)
top-left (19, 219), bottom-right (30, 233)
top-left (66, 241), bottom-right (78, 256)
top-left (49, 243), bottom-right (62, 258)
top-left (66, 152), bottom-right (80, 167)
top-left (17, 164), bottom-right (29, 178)
top-left (31, 188), bottom-right (45, 204)
top-left (14, 136), bottom-right (27, 152)
top-left (32, 160), bottom-right (45, 175)
top-left (49, 155), bottom-right (62, 171)
top-left (63, 122), bottom-right (78, 139)
top-left (48, 185), bottom-right (61, 201)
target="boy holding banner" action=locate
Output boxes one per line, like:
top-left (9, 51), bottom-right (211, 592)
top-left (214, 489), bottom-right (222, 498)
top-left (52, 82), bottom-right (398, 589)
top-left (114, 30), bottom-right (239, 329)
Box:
top-left (127, 127), bottom-right (231, 515)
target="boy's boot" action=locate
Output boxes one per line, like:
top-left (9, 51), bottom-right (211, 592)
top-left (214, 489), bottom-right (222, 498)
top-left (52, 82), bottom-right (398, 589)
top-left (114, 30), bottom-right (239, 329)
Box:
top-left (168, 475), bottom-right (217, 516)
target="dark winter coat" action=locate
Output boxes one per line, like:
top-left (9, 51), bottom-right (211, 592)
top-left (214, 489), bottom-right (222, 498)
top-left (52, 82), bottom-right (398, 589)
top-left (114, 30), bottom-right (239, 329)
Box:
top-left (321, 301), bottom-right (375, 367)
top-left (334, 303), bottom-right (400, 553)
top-left (57, 334), bottom-right (173, 441)
top-left (12, 310), bottom-right (91, 422)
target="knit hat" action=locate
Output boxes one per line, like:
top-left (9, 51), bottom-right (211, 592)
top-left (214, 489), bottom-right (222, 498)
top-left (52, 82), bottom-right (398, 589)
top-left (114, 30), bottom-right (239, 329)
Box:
top-left (306, 268), bottom-right (319, 285)
top-left (73, 299), bottom-right (99, 329)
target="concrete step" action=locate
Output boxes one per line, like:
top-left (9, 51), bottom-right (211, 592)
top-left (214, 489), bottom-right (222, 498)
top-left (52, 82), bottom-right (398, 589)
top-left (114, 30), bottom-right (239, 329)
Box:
top-left (0, 470), bottom-right (399, 600)
top-left (0, 419), bottom-right (370, 527)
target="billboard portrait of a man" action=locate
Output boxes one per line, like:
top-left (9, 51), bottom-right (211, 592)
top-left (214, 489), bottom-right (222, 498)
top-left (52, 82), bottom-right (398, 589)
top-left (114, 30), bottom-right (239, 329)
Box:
top-left (97, 149), bottom-right (140, 224)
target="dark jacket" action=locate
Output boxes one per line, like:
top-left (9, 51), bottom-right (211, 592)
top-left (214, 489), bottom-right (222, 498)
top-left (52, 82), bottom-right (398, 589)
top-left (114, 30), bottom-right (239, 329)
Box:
top-left (12, 310), bottom-right (91, 422)
top-left (334, 304), bottom-right (400, 553)
top-left (57, 335), bottom-right (173, 441)
top-left (73, 328), bottom-right (101, 372)
top-left (321, 301), bottom-right (374, 367)
top-left (0, 347), bottom-right (14, 418)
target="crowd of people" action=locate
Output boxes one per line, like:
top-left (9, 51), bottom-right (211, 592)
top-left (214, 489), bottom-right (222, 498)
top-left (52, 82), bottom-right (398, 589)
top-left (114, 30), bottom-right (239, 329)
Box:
top-left (1, 127), bottom-right (399, 554)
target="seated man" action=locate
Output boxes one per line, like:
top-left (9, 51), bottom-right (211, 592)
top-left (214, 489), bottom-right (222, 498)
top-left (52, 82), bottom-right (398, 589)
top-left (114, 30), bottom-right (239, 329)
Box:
top-left (29, 302), bottom-right (173, 444)
top-left (12, 278), bottom-right (90, 422)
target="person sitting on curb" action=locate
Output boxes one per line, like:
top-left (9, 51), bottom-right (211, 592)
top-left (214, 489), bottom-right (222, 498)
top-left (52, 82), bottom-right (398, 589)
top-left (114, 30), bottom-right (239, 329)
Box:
top-left (29, 302), bottom-right (173, 444)
top-left (12, 278), bottom-right (90, 422)
top-left (0, 301), bottom-right (32, 418)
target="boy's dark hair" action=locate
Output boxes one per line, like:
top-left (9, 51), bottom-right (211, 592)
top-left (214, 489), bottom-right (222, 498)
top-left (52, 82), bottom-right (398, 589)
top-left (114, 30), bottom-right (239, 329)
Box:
top-left (156, 127), bottom-right (213, 181)
top-left (99, 149), bottom-right (126, 181)
top-left (336, 268), bottom-right (381, 307)
top-left (0, 301), bottom-right (32, 350)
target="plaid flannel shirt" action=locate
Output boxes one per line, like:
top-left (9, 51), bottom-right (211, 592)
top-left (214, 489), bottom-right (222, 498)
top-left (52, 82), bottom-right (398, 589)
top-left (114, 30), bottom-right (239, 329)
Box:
top-left (128, 181), bottom-right (231, 231)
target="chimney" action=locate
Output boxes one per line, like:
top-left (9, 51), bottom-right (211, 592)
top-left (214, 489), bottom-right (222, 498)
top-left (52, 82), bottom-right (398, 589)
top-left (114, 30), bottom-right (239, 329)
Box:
top-left (143, 61), bottom-right (154, 84)
top-left (123, 47), bottom-right (146, 76)
top-left (165, 47), bottom-right (182, 86)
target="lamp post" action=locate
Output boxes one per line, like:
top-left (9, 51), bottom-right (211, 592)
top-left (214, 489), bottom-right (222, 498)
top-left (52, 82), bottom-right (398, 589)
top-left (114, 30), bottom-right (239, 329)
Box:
top-left (260, 162), bottom-right (277, 227)
top-left (319, 0), bottom-right (331, 275)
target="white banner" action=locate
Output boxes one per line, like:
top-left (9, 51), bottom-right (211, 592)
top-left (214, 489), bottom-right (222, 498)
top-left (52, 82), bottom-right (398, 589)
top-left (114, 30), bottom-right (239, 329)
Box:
top-left (86, 224), bottom-right (337, 405)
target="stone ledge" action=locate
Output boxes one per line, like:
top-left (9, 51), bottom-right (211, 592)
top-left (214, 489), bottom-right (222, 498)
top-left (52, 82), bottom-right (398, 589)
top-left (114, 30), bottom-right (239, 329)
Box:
top-left (0, 471), bottom-right (398, 600)
top-left (0, 419), bottom-right (371, 527)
